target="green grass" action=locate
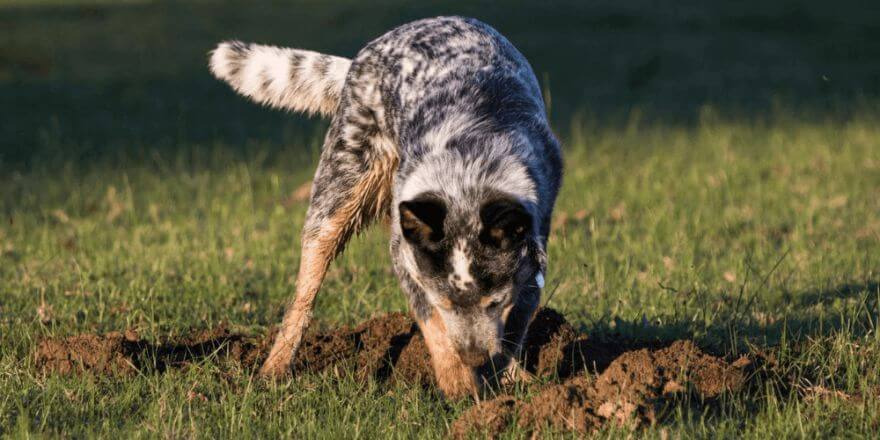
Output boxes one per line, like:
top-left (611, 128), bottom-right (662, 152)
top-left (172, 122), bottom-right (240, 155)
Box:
top-left (2, 0), bottom-right (880, 437)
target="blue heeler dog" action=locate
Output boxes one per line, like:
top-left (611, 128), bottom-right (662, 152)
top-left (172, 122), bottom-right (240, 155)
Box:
top-left (209, 16), bottom-right (562, 398)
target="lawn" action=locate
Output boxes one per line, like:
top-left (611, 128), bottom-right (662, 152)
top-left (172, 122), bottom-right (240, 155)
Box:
top-left (1, 0), bottom-right (879, 437)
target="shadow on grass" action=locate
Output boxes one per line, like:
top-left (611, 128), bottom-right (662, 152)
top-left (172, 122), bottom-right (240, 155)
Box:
top-left (575, 280), bottom-right (880, 352)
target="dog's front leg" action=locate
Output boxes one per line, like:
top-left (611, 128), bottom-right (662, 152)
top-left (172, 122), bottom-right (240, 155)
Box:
top-left (417, 311), bottom-right (480, 399)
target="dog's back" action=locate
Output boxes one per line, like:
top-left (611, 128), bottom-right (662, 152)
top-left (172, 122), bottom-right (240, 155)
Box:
top-left (356, 17), bottom-right (547, 144)
top-left (357, 17), bottom-right (562, 229)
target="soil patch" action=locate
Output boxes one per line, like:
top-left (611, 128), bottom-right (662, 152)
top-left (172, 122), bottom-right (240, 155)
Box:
top-left (34, 313), bottom-right (435, 382)
top-left (34, 308), bottom-right (754, 435)
top-left (34, 325), bottom-right (267, 376)
top-left (452, 340), bottom-right (753, 437)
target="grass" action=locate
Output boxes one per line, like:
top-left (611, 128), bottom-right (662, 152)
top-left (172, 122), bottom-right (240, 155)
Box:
top-left (2, 0), bottom-right (880, 437)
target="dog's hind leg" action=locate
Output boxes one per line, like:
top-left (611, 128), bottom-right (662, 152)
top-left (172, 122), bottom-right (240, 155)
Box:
top-left (260, 115), bottom-right (398, 377)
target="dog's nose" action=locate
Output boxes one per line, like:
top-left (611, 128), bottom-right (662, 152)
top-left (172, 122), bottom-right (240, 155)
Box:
top-left (458, 348), bottom-right (490, 367)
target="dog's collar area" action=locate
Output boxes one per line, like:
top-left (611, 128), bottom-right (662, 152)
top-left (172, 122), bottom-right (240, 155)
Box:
top-left (535, 271), bottom-right (545, 289)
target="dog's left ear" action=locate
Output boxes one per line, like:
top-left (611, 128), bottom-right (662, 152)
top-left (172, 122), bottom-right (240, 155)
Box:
top-left (399, 196), bottom-right (447, 246)
top-left (479, 198), bottom-right (532, 250)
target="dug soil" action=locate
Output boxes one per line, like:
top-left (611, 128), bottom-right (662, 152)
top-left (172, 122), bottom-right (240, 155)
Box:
top-left (34, 308), bottom-right (754, 436)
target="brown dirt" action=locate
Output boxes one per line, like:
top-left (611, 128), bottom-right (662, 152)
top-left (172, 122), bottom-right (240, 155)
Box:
top-left (34, 325), bottom-right (268, 376)
top-left (34, 312), bottom-right (435, 382)
top-left (34, 308), bottom-right (754, 436)
top-left (451, 340), bottom-right (753, 437)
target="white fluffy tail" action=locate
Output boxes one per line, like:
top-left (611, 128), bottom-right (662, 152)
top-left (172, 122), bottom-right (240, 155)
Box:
top-left (209, 41), bottom-right (351, 117)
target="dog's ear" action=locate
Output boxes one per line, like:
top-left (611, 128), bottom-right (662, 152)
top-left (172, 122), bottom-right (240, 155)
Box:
top-left (480, 198), bottom-right (532, 249)
top-left (399, 197), bottom-right (447, 246)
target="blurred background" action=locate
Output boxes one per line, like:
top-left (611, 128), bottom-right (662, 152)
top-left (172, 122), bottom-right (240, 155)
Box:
top-left (2, 0), bottom-right (879, 169)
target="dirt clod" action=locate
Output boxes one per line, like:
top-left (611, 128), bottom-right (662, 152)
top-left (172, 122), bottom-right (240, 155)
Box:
top-left (35, 332), bottom-right (140, 376)
top-left (453, 340), bottom-right (752, 437)
top-left (450, 396), bottom-right (519, 439)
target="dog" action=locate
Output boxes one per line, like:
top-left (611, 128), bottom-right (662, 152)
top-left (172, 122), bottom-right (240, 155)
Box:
top-left (209, 16), bottom-right (562, 398)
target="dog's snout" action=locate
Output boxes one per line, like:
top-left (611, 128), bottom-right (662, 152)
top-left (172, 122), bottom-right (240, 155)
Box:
top-left (458, 346), bottom-right (490, 367)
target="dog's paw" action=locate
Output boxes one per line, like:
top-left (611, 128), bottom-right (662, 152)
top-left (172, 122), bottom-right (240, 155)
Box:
top-left (258, 358), bottom-right (293, 379)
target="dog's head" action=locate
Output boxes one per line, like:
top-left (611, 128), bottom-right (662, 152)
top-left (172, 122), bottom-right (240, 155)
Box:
top-left (398, 189), bottom-right (545, 369)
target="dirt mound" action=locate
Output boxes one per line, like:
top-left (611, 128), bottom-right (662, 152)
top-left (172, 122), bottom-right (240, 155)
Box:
top-left (34, 309), bottom-right (754, 435)
top-left (291, 312), bottom-right (434, 384)
top-left (36, 309), bottom-right (572, 383)
top-left (520, 307), bottom-right (578, 376)
top-left (519, 308), bottom-right (648, 380)
top-left (451, 340), bottom-right (753, 437)
top-left (35, 325), bottom-right (266, 376)
top-left (34, 312), bottom-right (436, 382)
top-left (35, 330), bottom-right (143, 376)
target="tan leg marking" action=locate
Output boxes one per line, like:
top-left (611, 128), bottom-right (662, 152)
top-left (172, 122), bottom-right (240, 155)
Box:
top-left (259, 229), bottom-right (338, 376)
top-left (260, 146), bottom-right (398, 377)
top-left (418, 309), bottom-right (479, 399)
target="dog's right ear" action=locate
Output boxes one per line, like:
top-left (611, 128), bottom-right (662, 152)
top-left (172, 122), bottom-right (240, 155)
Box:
top-left (399, 197), bottom-right (447, 246)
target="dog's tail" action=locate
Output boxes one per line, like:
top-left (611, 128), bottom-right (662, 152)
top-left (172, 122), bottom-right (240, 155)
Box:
top-left (209, 41), bottom-right (351, 117)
